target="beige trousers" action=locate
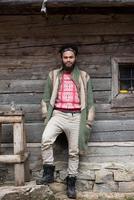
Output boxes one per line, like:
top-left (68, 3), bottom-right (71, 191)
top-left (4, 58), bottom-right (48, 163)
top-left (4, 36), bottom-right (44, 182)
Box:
top-left (41, 110), bottom-right (80, 176)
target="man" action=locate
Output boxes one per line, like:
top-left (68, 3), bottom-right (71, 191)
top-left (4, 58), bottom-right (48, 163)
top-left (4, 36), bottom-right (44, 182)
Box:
top-left (37, 45), bottom-right (95, 199)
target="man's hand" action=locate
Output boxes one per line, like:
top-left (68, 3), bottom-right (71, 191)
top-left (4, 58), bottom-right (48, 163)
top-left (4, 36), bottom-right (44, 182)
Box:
top-left (86, 121), bottom-right (92, 129)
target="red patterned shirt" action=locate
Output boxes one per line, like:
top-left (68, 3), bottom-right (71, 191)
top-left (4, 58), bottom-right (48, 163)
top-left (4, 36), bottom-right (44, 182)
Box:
top-left (55, 72), bottom-right (81, 110)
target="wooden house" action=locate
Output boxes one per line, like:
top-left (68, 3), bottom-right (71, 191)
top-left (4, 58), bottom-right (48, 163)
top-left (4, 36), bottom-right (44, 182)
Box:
top-left (0, 0), bottom-right (134, 192)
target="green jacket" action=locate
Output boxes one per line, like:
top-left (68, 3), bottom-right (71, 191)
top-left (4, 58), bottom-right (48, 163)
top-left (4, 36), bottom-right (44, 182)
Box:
top-left (41, 66), bottom-right (95, 154)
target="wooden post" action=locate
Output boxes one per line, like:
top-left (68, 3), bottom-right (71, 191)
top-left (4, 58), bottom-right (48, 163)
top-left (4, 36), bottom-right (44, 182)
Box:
top-left (23, 118), bottom-right (30, 182)
top-left (0, 112), bottom-right (29, 186)
top-left (13, 121), bottom-right (25, 186)
top-left (0, 124), bottom-right (1, 154)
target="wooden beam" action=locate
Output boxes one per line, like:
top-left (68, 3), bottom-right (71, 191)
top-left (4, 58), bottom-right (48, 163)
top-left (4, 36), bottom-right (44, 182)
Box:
top-left (46, 0), bottom-right (134, 8)
top-left (0, 0), bottom-right (134, 15)
top-left (0, 153), bottom-right (29, 163)
top-left (14, 122), bottom-right (25, 185)
top-left (2, 142), bottom-right (134, 148)
top-left (0, 116), bottom-right (23, 123)
top-left (1, 0), bottom-right (134, 7)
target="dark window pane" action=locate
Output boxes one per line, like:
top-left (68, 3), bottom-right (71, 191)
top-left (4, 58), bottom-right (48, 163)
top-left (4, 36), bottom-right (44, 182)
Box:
top-left (119, 63), bottom-right (134, 91)
top-left (132, 80), bottom-right (134, 89)
top-left (119, 65), bottom-right (131, 79)
top-left (132, 68), bottom-right (134, 78)
top-left (120, 80), bottom-right (131, 90)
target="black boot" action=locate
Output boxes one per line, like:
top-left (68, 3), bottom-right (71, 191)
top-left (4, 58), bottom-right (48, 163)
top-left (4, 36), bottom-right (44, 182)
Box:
top-left (36, 164), bottom-right (55, 185)
top-left (66, 176), bottom-right (76, 199)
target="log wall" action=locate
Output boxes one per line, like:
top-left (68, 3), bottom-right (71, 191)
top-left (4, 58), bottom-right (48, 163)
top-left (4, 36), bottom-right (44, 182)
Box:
top-left (0, 13), bottom-right (134, 184)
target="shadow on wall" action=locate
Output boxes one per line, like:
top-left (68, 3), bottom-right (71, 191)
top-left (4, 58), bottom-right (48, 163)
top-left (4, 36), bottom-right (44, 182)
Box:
top-left (54, 133), bottom-right (68, 161)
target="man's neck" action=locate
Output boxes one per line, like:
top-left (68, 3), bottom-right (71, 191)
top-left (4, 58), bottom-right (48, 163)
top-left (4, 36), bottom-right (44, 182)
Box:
top-left (63, 70), bottom-right (72, 74)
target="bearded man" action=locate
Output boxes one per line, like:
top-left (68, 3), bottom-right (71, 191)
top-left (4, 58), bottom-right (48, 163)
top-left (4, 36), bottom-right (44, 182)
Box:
top-left (37, 45), bottom-right (95, 199)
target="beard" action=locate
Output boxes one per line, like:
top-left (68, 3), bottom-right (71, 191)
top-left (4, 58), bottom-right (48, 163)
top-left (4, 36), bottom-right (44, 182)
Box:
top-left (62, 61), bottom-right (76, 72)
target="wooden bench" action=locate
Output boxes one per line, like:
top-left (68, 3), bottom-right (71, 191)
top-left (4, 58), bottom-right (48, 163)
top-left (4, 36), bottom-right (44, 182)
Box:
top-left (0, 111), bottom-right (29, 186)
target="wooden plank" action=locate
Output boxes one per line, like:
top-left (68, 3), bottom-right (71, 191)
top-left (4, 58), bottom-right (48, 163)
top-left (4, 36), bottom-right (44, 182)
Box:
top-left (2, 126), bottom-right (134, 143)
top-left (80, 155), bottom-right (134, 163)
top-left (91, 130), bottom-right (134, 142)
top-left (0, 153), bottom-right (28, 163)
top-left (2, 143), bottom-right (134, 178)
top-left (0, 0), bottom-right (134, 16)
top-left (96, 103), bottom-right (134, 113)
top-left (2, 119), bottom-right (134, 143)
top-left (23, 120), bottom-right (30, 182)
top-left (0, 56), bottom-right (110, 67)
top-left (88, 141), bottom-right (134, 147)
top-left (0, 15), bottom-right (134, 37)
top-left (0, 91), bottom-right (109, 104)
top-left (1, 34), bottom-right (134, 56)
top-left (1, 120), bottom-right (134, 143)
top-left (13, 123), bottom-right (24, 154)
top-left (2, 123), bottom-right (44, 143)
top-left (0, 14), bottom-right (133, 27)
top-left (94, 91), bottom-right (111, 103)
top-left (92, 78), bottom-right (111, 91)
top-left (47, 0), bottom-right (134, 7)
top-left (0, 104), bottom-right (40, 113)
top-left (13, 122), bottom-right (25, 186)
top-left (3, 141), bottom-right (134, 148)
top-left (95, 103), bottom-right (134, 120)
top-left (0, 67), bottom-right (48, 80)
top-left (112, 94), bottom-right (134, 108)
top-left (0, 93), bottom-right (42, 104)
top-left (93, 119), bottom-right (134, 132)
top-left (0, 14), bottom-right (133, 29)
top-left (96, 111), bottom-right (134, 120)
top-left (0, 80), bottom-right (44, 93)
top-left (1, 0), bottom-right (134, 7)
top-left (111, 57), bottom-right (119, 99)
top-left (0, 116), bottom-right (22, 123)
top-left (2, 143), bottom-right (134, 181)
top-left (1, 41), bottom-right (134, 57)
top-left (0, 104), bottom-right (42, 122)
top-left (53, 141), bottom-right (134, 162)
top-left (77, 144), bottom-right (134, 156)
top-left (0, 124), bottom-right (1, 154)
top-left (0, 65), bottom-right (110, 79)
top-left (2, 142), bottom-right (134, 168)
top-left (0, 79), bottom-right (110, 93)
top-left (0, 22), bottom-right (133, 36)
top-left (0, 0), bottom-right (42, 5)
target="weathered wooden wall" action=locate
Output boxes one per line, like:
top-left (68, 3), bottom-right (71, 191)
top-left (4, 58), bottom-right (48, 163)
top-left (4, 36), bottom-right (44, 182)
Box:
top-left (0, 13), bottom-right (134, 182)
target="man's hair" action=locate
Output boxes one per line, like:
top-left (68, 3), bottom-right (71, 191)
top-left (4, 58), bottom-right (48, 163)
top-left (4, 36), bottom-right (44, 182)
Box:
top-left (59, 44), bottom-right (78, 56)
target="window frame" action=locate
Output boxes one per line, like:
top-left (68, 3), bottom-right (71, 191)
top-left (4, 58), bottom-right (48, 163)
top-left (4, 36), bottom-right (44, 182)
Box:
top-left (111, 57), bottom-right (134, 108)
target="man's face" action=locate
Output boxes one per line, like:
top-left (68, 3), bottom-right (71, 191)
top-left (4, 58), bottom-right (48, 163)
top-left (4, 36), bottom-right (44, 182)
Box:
top-left (62, 51), bottom-right (76, 71)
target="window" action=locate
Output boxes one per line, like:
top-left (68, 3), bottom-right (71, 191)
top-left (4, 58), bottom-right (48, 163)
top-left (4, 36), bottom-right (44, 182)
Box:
top-left (119, 63), bottom-right (134, 93)
top-left (111, 57), bottom-right (134, 108)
